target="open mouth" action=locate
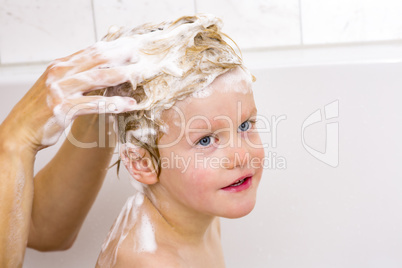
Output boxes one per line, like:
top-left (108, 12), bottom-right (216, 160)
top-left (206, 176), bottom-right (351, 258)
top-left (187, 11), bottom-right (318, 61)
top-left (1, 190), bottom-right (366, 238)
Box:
top-left (221, 176), bottom-right (252, 192)
top-left (230, 178), bottom-right (247, 187)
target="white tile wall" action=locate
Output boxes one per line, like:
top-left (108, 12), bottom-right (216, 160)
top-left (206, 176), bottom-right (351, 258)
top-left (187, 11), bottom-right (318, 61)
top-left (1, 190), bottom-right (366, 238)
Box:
top-left (93, 0), bottom-right (195, 40)
top-left (196, 0), bottom-right (301, 50)
top-left (0, 0), bottom-right (95, 64)
top-left (301, 0), bottom-right (402, 45)
top-left (1, 0), bottom-right (402, 65)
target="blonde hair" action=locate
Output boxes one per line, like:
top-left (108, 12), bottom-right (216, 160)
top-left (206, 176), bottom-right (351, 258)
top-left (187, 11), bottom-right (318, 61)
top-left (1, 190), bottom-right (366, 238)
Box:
top-left (103, 15), bottom-right (252, 176)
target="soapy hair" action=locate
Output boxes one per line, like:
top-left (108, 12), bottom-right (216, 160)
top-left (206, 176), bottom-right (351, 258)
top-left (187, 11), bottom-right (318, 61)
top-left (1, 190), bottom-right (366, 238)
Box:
top-left (103, 15), bottom-right (252, 176)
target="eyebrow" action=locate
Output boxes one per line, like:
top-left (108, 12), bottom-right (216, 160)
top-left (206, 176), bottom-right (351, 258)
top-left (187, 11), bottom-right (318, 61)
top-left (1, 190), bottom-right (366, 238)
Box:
top-left (186, 106), bottom-right (258, 132)
top-left (239, 106), bottom-right (258, 120)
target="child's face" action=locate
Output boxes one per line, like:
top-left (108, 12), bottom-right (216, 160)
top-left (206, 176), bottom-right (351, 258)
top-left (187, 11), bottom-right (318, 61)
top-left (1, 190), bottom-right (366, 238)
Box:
top-left (154, 67), bottom-right (264, 219)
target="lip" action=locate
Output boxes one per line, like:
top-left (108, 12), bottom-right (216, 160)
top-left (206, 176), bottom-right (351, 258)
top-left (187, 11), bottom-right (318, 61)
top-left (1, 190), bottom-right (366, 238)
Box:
top-left (221, 175), bottom-right (253, 193)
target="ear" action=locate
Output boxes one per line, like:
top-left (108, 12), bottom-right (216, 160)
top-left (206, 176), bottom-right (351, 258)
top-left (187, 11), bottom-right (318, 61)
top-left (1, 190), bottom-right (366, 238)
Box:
top-left (120, 144), bottom-right (158, 185)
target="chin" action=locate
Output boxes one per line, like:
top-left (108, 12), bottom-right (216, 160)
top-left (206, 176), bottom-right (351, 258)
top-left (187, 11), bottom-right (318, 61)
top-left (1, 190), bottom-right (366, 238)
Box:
top-left (222, 198), bottom-right (257, 219)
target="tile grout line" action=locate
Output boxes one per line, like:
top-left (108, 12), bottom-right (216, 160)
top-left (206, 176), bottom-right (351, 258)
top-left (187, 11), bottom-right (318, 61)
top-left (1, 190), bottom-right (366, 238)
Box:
top-left (193, 0), bottom-right (198, 14)
top-left (91, 0), bottom-right (99, 41)
top-left (298, 0), bottom-right (304, 45)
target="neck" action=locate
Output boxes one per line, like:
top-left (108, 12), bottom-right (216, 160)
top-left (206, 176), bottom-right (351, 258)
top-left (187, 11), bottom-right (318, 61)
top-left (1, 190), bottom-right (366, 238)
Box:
top-left (144, 186), bottom-right (219, 245)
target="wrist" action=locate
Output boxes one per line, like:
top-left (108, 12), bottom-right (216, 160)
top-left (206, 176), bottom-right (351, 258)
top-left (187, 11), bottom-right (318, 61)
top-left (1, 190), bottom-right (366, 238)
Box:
top-left (1, 96), bottom-right (55, 152)
top-left (0, 118), bottom-right (39, 155)
top-left (0, 131), bottom-right (37, 158)
top-left (69, 114), bottom-right (117, 148)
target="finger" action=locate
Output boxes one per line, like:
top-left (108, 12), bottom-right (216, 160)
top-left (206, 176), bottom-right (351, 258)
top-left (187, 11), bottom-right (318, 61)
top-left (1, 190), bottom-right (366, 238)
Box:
top-left (48, 66), bottom-right (140, 96)
top-left (64, 96), bottom-right (139, 119)
top-left (48, 38), bottom-right (139, 78)
top-left (47, 47), bottom-right (107, 78)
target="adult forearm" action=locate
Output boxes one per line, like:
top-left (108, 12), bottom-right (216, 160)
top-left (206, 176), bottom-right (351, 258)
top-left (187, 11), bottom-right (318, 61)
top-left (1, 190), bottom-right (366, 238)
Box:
top-left (3, 35), bottom-right (139, 253)
top-left (0, 127), bottom-right (36, 267)
top-left (28, 114), bottom-right (116, 251)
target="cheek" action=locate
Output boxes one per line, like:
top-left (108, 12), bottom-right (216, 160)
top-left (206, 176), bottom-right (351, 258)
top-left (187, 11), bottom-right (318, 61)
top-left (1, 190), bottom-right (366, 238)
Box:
top-left (245, 132), bottom-right (264, 157)
top-left (186, 165), bottom-right (217, 195)
top-left (255, 142), bottom-right (265, 159)
top-left (189, 166), bottom-right (212, 188)
top-left (170, 170), bottom-right (211, 207)
top-left (247, 133), bottom-right (265, 172)
top-left (247, 131), bottom-right (263, 147)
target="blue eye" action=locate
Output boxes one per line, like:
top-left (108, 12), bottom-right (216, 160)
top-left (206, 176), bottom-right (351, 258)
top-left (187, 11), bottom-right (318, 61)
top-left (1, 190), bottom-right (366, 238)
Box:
top-left (197, 136), bottom-right (214, 147)
top-left (238, 121), bottom-right (251, 132)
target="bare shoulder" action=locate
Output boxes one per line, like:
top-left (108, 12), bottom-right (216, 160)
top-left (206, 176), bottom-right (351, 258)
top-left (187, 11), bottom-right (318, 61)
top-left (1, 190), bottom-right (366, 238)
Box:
top-left (113, 243), bottom-right (185, 268)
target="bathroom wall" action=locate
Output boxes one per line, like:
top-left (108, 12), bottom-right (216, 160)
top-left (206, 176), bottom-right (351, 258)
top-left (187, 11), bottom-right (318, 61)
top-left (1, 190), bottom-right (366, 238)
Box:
top-left (1, 0), bottom-right (402, 267)
top-left (2, 0), bottom-right (402, 65)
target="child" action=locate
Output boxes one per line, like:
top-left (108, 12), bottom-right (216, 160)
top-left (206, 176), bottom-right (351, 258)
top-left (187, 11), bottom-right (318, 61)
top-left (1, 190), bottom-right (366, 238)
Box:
top-left (96, 15), bottom-right (265, 267)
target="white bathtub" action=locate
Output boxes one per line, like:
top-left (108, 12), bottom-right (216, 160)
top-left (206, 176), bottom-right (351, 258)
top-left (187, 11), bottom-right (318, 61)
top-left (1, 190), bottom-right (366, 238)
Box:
top-left (1, 45), bottom-right (402, 267)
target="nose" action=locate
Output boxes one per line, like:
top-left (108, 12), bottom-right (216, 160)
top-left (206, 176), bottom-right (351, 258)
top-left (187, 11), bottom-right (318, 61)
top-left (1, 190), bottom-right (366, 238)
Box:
top-left (221, 136), bottom-right (250, 170)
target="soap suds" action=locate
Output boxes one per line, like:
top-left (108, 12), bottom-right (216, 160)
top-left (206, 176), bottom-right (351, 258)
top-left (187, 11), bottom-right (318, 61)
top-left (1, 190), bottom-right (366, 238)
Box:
top-left (126, 128), bottom-right (156, 144)
top-left (129, 176), bottom-right (145, 194)
top-left (95, 14), bottom-right (254, 266)
top-left (97, 192), bottom-right (158, 266)
top-left (135, 213), bottom-right (157, 253)
top-left (103, 15), bottom-right (246, 146)
top-left (41, 14), bottom-right (242, 146)
top-left (40, 14), bottom-right (252, 149)
top-left (97, 193), bottom-right (145, 267)
top-left (191, 66), bottom-right (252, 98)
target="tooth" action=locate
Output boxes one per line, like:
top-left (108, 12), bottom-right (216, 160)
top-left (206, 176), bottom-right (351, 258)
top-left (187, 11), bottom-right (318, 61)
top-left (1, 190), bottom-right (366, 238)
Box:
top-left (231, 179), bottom-right (244, 186)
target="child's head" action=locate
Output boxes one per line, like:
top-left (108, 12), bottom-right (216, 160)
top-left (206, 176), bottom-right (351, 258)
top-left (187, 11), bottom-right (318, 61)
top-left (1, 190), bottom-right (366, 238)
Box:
top-left (106, 14), bottom-right (264, 218)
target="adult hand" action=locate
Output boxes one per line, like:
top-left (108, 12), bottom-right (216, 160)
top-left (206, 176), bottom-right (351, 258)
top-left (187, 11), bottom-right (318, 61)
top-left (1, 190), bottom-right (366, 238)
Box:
top-left (0, 40), bottom-right (140, 267)
top-left (6, 43), bottom-right (141, 151)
